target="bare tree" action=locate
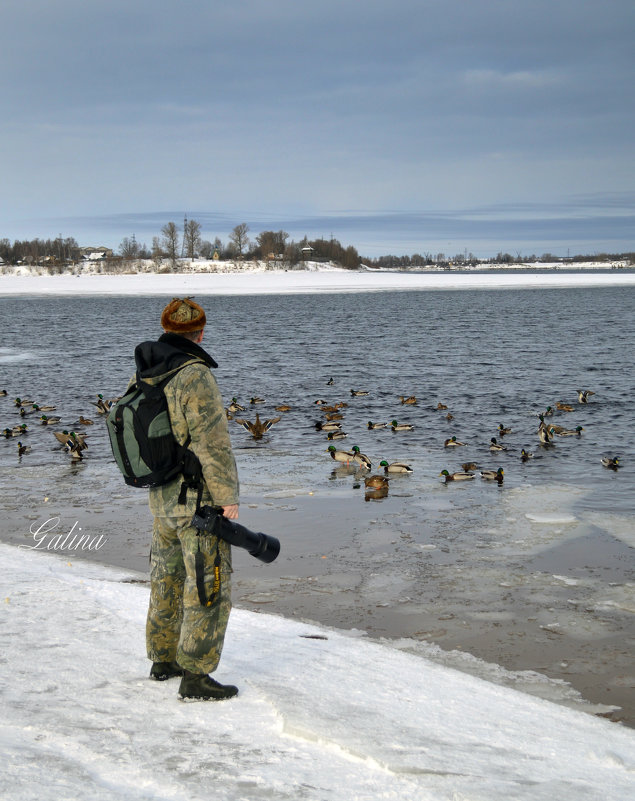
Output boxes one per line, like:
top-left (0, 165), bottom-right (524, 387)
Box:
top-left (183, 219), bottom-right (202, 259)
top-left (228, 223), bottom-right (250, 259)
top-left (161, 222), bottom-right (180, 269)
top-left (119, 235), bottom-right (139, 260)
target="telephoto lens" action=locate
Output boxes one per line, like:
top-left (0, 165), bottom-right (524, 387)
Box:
top-left (191, 506), bottom-right (280, 563)
top-left (217, 516), bottom-right (280, 563)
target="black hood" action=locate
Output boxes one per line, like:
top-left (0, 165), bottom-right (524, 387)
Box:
top-left (134, 333), bottom-right (218, 380)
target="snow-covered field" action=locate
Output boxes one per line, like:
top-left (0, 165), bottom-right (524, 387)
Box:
top-left (2, 543), bottom-right (634, 801)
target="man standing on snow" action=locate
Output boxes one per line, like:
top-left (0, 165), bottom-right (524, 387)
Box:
top-left (135, 297), bottom-right (240, 701)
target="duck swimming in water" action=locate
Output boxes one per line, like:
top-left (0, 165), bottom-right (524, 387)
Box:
top-left (444, 436), bottom-right (466, 447)
top-left (489, 437), bottom-right (507, 451)
top-left (391, 420), bottom-right (414, 431)
top-left (379, 460), bottom-right (413, 474)
top-left (480, 467), bottom-right (504, 482)
top-left (439, 469), bottom-right (475, 482)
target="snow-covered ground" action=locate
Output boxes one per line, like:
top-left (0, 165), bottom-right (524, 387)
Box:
top-left (0, 262), bottom-right (634, 296)
top-left (1, 542), bottom-right (633, 801)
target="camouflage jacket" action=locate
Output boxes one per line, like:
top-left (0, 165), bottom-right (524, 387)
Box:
top-left (133, 333), bottom-right (239, 518)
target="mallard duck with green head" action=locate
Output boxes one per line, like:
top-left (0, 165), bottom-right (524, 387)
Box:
top-left (481, 467), bottom-right (504, 482)
top-left (327, 445), bottom-right (355, 464)
top-left (489, 437), bottom-right (507, 451)
top-left (379, 460), bottom-right (412, 474)
top-left (444, 436), bottom-right (466, 447)
top-left (553, 426), bottom-right (584, 437)
top-left (350, 445), bottom-right (371, 470)
top-left (391, 420), bottom-right (413, 431)
top-left (367, 421), bottom-right (387, 429)
top-left (439, 469), bottom-right (475, 482)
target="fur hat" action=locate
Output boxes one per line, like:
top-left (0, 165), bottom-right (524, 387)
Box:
top-left (161, 297), bottom-right (206, 334)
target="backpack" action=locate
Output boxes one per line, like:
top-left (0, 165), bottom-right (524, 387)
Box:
top-left (106, 364), bottom-right (203, 490)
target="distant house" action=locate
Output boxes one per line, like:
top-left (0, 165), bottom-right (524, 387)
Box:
top-left (301, 246), bottom-right (314, 261)
top-left (81, 247), bottom-right (113, 261)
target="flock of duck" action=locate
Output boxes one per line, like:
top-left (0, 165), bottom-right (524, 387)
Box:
top-left (1, 391), bottom-right (116, 460)
top-left (3, 384), bottom-right (620, 500)
top-left (224, 384), bottom-right (621, 500)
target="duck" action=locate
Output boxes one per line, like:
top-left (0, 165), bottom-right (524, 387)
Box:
top-left (350, 445), bottom-right (372, 470)
top-left (399, 395), bottom-right (417, 405)
top-left (480, 467), bottom-right (504, 482)
top-left (538, 426), bottom-right (553, 446)
top-left (228, 398), bottom-right (245, 413)
top-left (324, 411), bottom-right (343, 421)
top-left (445, 412), bottom-right (454, 421)
top-left (439, 469), bottom-right (475, 482)
top-left (444, 436), bottom-right (466, 447)
top-left (520, 449), bottom-right (534, 461)
top-left (364, 474), bottom-right (389, 489)
top-left (327, 445), bottom-right (355, 464)
top-left (436, 402), bottom-right (448, 410)
top-left (64, 441), bottom-right (84, 460)
top-left (326, 430), bottom-right (348, 440)
top-left (14, 397), bottom-right (34, 408)
top-left (92, 394), bottom-right (113, 414)
top-left (275, 404), bottom-right (292, 412)
top-left (367, 421), bottom-right (387, 429)
top-left (17, 441), bottom-right (31, 456)
top-left (315, 420), bottom-right (342, 432)
top-left (601, 456), bottom-right (620, 469)
top-left (326, 377), bottom-right (334, 385)
top-left (4, 425), bottom-right (27, 438)
top-left (461, 461), bottom-right (478, 472)
top-left (350, 389), bottom-right (369, 397)
top-left (497, 424), bottom-right (512, 436)
top-left (489, 437), bottom-right (507, 451)
top-left (552, 425), bottom-right (584, 437)
top-left (379, 460), bottom-right (412, 474)
top-left (577, 390), bottom-right (595, 404)
top-left (250, 396), bottom-right (265, 405)
top-left (19, 406), bottom-right (36, 417)
top-left (391, 420), bottom-right (413, 432)
top-left (0, 389), bottom-right (7, 396)
top-left (234, 412), bottom-right (281, 439)
top-left (556, 401), bottom-right (574, 412)
top-left (54, 430), bottom-right (88, 451)
top-left (40, 415), bottom-right (61, 425)
top-left (78, 416), bottom-right (94, 426)
top-left (32, 403), bottom-right (57, 413)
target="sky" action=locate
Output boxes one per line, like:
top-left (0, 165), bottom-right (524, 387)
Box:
top-left (1, 0), bottom-right (634, 258)
top-left (2, 541), bottom-right (634, 801)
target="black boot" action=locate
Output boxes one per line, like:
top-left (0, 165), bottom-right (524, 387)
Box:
top-left (150, 661), bottom-right (183, 681)
top-left (178, 669), bottom-right (239, 701)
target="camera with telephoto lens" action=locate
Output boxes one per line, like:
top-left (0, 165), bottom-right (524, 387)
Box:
top-left (191, 505), bottom-right (280, 563)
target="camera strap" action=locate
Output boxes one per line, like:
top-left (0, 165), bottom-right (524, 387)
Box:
top-left (194, 536), bottom-right (221, 607)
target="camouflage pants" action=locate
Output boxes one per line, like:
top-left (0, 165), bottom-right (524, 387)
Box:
top-left (146, 514), bottom-right (232, 674)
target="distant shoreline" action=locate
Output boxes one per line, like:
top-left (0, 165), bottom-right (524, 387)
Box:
top-left (1, 265), bottom-right (635, 296)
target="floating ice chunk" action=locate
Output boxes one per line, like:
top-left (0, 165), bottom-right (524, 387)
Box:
top-left (525, 513), bottom-right (577, 524)
top-left (553, 574), bottom-right (579, 586)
